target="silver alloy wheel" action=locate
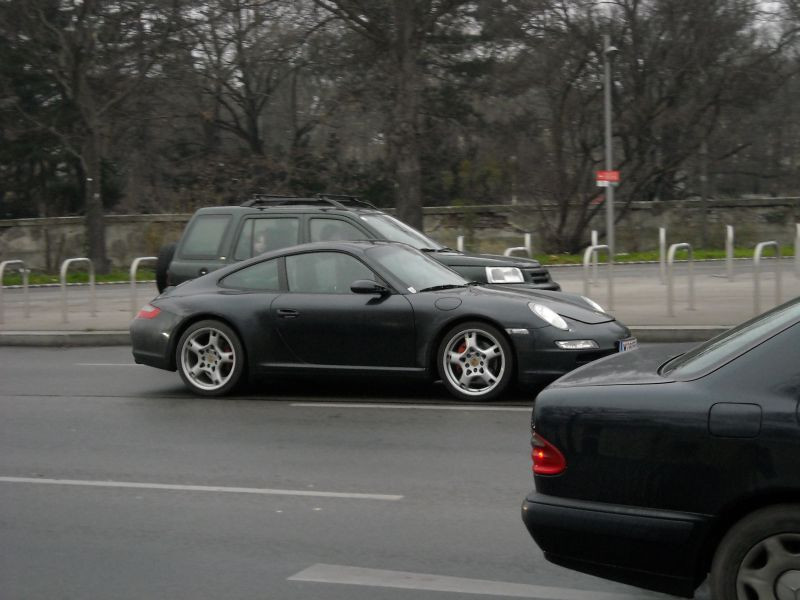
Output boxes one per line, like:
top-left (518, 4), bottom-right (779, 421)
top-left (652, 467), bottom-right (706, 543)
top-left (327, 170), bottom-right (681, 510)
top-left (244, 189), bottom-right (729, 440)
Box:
top-left (737, 534), bottom-right (800, 600)
top-left (441, 328), bottom-right (506, 397)
top-left (180, 326), bottom-right (237, 392)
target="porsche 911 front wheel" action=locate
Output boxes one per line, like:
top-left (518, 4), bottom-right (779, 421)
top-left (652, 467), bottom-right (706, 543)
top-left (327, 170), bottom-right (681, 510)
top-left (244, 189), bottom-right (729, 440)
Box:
top-left (437, 321), bottom-right (513, 401)
top-left (176, 320), bottom-right (244, 396)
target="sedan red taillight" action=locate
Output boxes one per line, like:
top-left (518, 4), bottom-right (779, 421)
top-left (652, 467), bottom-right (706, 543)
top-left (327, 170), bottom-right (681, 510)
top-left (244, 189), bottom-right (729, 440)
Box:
top-left (136, 304), bottom-right (161, 319)
top-left (531, 431), bottom-right (566, 475)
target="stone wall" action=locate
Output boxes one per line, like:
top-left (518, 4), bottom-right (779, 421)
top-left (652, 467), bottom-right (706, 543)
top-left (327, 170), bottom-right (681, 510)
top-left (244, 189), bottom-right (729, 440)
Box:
top-left (1, 197), bottom-right (798, 270)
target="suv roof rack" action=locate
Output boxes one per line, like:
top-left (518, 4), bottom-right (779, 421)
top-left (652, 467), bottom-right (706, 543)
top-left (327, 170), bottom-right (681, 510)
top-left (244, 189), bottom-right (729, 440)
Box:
top-left (241, 193), bottom-right (378, 211)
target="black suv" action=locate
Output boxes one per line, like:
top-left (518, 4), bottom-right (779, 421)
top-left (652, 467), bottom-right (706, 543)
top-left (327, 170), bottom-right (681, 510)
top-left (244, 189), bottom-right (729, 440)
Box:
top-left (156, 195), bottom-right (560, 292)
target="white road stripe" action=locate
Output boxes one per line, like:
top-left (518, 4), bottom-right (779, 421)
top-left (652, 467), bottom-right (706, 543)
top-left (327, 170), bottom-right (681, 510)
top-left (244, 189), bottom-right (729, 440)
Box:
top-left (0, 477), bottom-right (402, 501)
top-left (76, 363), bottom-right (139, 367)
top-left (291, 402), bottom-right (530, 412)
top-left (288, 564), bottom-right (659, 599)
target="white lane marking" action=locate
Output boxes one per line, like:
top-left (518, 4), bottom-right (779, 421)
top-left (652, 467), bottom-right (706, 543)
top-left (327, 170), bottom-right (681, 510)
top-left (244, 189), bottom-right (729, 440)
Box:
top-left (0, 477), bottom-right (402, 501)
top-left (76, 363), bottom-right (139, 367)
top-left (291, 402), bottom-right (530, 412)
top-left (288, 564), bottom-right (657, 599)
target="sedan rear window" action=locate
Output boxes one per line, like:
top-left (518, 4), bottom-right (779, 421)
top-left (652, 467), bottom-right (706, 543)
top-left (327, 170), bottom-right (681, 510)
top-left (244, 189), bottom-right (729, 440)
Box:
top-left (662, 299), bottom-right (800, 378)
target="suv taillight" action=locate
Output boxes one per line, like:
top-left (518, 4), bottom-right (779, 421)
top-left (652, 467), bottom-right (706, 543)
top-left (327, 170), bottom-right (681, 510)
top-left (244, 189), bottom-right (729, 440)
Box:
top-left (531, 431), bottom-right (566, 475)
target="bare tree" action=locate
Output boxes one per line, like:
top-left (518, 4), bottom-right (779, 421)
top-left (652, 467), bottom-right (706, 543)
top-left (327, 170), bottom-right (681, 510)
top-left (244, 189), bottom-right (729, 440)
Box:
top-left (311, 0), bottom-right (477, 229)
top-left (1, 0), bottom-right (184, 271)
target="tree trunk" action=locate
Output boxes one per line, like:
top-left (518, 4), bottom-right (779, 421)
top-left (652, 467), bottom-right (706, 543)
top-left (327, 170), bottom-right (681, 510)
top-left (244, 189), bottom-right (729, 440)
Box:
top-left (390, 0), bottom-right (423, 230)
top-left (82, 134), bottom-right (109, 274)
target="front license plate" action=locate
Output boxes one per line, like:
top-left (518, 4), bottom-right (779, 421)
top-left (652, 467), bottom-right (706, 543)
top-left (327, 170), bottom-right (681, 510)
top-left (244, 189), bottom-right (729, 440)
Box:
top-left (618, 337), bottom-right (638, 352)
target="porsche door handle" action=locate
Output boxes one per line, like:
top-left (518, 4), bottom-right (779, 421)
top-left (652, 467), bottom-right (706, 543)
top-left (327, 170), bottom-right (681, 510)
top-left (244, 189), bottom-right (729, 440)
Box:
top-left (277, 309), bottom-right (299, 319)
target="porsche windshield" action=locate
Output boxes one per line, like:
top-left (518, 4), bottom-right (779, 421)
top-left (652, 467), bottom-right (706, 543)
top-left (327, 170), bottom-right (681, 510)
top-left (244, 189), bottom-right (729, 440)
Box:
top-left (366, 244), bottom-right (466, 292)
top-left (360, 214), bottom-right (444, 250)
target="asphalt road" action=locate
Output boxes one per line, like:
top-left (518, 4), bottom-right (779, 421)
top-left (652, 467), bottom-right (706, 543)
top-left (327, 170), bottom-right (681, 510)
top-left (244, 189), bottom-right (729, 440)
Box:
top-left (1, 345), bottom-right (704, 600)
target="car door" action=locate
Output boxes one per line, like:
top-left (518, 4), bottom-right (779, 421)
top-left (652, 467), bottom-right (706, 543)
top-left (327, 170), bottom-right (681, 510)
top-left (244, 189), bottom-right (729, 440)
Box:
top-left (272, 250), bottom-right (417, 369)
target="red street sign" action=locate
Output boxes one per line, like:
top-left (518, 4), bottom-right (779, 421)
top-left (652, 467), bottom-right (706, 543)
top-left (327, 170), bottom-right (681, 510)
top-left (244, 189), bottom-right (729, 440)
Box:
top-left (596, 170), bottom-right (620, 187)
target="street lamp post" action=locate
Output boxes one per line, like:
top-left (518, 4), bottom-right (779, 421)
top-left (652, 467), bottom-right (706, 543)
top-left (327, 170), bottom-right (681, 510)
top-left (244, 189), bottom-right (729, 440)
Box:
top-left (603, 35), bottom-right (618, 258)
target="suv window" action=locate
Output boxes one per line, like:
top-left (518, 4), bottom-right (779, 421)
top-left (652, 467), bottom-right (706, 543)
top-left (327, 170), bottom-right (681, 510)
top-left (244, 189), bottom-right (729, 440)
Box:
top-left (234, 217), bottom-right (299, 260)
top-left (181, 214), bottom-right (232, 258)
top-left (286, 252), bottom-right (374, 294)
top-left (220, 259), bottom-right (280, 291)
top-left (309, 218), bottom-right (366, 242)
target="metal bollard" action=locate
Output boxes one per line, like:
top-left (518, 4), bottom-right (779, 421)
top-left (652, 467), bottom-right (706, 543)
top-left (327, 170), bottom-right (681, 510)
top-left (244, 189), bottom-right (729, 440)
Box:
top-left (130, 257), bottom-right (157, 315)
top-left (0, 260), bottom-right (30, 324)
top-left (666, 243), bottom-right (694, 317)
top-left (456, 235), bottom-right (464, 252)
top-left (582, 244), bottom-right (614, 310)
top-left (726, 225), bottom-right (735, 281)
top-left (60, 258), bottom-right (96, 323)
top-left (658, 227), bottom-right (666, 285)
top-left (753, 241), bottom-right (781, 315)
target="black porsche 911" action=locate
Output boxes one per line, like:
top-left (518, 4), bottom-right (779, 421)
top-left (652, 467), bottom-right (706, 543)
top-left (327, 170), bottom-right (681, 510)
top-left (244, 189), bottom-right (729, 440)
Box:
top-left (131, 241), bottom-right (634, 400)
top-left (522, 297), bottom-right (800, 599)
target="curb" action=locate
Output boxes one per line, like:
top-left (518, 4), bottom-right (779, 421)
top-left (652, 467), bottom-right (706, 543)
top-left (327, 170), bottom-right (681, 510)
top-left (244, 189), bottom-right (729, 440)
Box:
top-left (0, 327), bottom-right (729, 347)
top-left (630, 326), bottom-right (729, 343)
top-left (0, 331), bottom-right (131, 347)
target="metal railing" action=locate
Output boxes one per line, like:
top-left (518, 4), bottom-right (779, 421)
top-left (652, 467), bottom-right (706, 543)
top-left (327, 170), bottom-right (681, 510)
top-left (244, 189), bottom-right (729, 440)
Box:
top-left (0, 260), bottom-right (30, 324)
top-left (666, 243), bottom-right (694, 317)
top-left (726, 225), bottom-right (735, 281)
top-left (60, 258), bottom-right (96, 323)
top-left (753, 241), bottom-right (781, 315)
top-left (795, 224), bottom-right (800, 280)
top-left (503, 233), bottom-right (532, 257)
top-left (658, 227), bottom-right (667, 284)
top-left (590, 230), bottom-right (599, 284)
top-left (130, 256), bottom-right (157, 315)
top-left (582, 244), bottom-right (614, 310)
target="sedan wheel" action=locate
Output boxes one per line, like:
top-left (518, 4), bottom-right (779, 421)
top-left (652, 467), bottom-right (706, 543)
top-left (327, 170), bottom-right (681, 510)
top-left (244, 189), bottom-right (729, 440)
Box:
top-left (711, 505), bottom-right (800, 600)
top-left (437, 321), bottom-right (513, 401)
top-left (176, 320), bottom-right (244, 396)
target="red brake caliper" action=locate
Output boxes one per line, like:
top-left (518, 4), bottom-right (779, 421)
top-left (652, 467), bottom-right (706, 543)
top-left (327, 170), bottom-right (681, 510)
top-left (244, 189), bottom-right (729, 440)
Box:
top-left (453, 340), bottom-right (467, 376)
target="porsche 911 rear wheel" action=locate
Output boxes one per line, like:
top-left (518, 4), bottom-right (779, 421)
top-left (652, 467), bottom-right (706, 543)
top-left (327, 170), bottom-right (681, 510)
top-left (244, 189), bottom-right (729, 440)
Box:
top-left (176, 320), bottom-right (244, 396)
top-left (711, 505), bottom-right (800, 600)
top-left (437, 321), bottom-right (513, 401)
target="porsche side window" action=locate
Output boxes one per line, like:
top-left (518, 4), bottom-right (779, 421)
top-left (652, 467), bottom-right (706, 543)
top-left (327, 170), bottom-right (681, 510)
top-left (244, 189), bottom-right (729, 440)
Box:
top-left (220, 259), bottom-right (280, 291)
top-left (234, 218), bottom-right (299, 260)
top-left (309, 218), bottom-right (366, 242)
top-left (286, 252), bottom-right (374, 294)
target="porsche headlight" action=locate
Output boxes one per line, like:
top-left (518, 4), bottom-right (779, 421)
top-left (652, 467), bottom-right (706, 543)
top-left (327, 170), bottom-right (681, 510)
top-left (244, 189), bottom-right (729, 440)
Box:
top-left (581, 296), bottom-right (605, 313)
top-left (486, 266), bottom-right (524, 283)
top-left (529, 302), bottom-right (569, 330)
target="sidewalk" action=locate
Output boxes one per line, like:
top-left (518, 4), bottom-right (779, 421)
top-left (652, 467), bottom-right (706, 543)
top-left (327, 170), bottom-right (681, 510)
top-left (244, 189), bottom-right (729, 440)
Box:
top-left (0, 261), bottom-right (796, 346)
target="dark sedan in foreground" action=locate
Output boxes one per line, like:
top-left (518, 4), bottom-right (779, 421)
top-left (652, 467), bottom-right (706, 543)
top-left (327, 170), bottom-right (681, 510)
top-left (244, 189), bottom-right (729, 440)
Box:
top-left (131, 241), bottom-right (633, 400)
top-left (522, 298), bottom-right (800, 598)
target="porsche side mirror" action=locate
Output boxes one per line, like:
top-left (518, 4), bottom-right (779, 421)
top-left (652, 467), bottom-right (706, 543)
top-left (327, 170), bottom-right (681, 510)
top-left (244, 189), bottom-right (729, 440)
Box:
top-left (351, 279), bottom-right (390, 295)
